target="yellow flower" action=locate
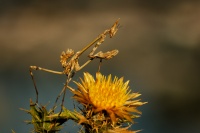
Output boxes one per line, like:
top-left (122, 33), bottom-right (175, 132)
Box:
top-left (71, 72), bottom-right (147, 124)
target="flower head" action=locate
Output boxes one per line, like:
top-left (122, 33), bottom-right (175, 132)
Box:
top-left (72, 72), bottom-right (147, 124)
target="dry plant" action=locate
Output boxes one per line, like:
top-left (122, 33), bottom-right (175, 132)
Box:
top-left (20, 19), bottom-right (147, 133)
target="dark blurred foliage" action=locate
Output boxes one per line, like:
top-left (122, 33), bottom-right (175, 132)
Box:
top-left (0, 0), bottom-right (200, 133)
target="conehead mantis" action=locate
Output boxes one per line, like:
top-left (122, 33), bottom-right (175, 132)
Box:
top-left (29, 19), bottom-right (120, 113)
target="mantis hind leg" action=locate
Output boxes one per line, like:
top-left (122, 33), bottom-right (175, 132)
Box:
top-left (29, 66), bottom-right (64, 104)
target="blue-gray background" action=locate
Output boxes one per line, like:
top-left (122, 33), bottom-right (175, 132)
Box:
top-left (0, 0), bottom-right (200, 133)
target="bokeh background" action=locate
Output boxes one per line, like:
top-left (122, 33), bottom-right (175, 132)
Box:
top-left (0, 0), bottom-right (200, 132)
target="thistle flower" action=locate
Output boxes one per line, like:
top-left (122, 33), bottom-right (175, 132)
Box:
top-left (71, 72), bottom-right (147, 125)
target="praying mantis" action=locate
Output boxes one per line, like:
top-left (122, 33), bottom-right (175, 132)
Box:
top-left (29, 19), bottom-right (120, 112)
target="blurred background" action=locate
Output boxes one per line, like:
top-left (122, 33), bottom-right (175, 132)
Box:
top-left (0, 0), bottom-right (200, 132)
